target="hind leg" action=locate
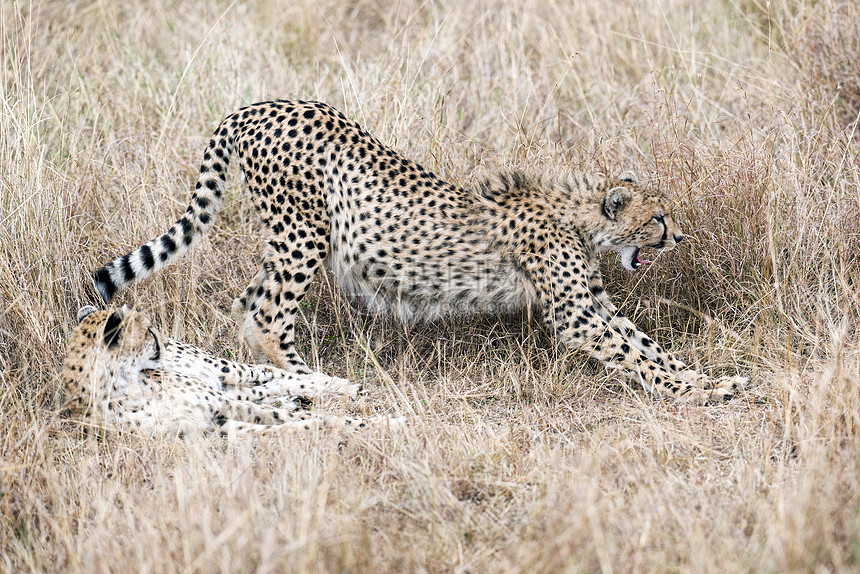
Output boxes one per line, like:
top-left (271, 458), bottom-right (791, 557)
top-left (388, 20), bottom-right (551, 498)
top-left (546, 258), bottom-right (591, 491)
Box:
top-left (233, 268), bottom-right (267, 362)
top-left (245, 234), bottom-right (327, 373)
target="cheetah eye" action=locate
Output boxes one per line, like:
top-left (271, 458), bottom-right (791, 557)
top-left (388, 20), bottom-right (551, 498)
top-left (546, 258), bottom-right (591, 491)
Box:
top-left (652, 215), bottom-right (664, 224)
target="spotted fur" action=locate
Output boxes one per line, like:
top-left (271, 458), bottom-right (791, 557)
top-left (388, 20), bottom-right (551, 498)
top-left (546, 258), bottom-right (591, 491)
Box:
top-left (93, 100), bottom-right (746, 403)
top-left (60, 306), bottom-right (374, 436)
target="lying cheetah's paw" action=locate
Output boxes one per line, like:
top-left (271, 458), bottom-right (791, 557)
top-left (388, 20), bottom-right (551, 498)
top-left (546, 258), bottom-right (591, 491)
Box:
top-left (676, 374), bottom-right (747, 404)
top-left (304, 373), bottom-right (363, 398)
top-left (708, 375), bottom-right (748, 401)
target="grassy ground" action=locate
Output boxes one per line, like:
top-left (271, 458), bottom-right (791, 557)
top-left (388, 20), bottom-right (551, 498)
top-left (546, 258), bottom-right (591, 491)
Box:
top-left (2, 0), bottom-right (859, 571)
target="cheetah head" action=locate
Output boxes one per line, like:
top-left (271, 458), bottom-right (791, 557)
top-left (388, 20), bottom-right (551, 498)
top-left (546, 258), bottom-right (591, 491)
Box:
top-left (62, 306), bottom-right (163, 408)
top-left (588, 172), bottom-right (685, 271)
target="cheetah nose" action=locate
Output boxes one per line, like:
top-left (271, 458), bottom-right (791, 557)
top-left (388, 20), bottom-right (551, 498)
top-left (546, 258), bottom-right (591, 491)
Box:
top-left (674, 233), bottom-right (684, 243)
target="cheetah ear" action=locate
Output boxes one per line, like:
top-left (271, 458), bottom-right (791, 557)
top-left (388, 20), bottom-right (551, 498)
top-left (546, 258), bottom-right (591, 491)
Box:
top-left (103, 309), bottom-right (125, 349)
top-left (616, 170), bottom-right (637, 183)
top-left (602, 186), bottom-right (632, 220)
top-left (77, 305), bottom-right (98, 324)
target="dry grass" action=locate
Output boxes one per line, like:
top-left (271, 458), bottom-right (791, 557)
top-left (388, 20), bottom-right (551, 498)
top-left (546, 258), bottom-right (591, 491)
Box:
top-left (2, 0), bottom-right (859, 571)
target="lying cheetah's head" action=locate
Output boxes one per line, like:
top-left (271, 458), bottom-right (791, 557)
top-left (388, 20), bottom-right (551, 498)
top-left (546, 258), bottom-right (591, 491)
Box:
top-left (578, 172), bottom-right (684, 271)
top-left (61, 306), bottom-right (163, 409)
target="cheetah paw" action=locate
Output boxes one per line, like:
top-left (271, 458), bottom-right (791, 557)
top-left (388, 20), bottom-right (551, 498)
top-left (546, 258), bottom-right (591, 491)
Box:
top-left (301, 372), bottom-right (363, 398)
top-left (685, 375), bottom-right (747, 404)
top-left (368, 415), bottom-right (408, 428)
top-left (707, 375), bottom-right (748, 401)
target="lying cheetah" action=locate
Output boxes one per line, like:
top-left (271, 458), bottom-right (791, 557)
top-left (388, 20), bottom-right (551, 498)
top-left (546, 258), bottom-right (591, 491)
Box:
top-left (93, 99), bottom-right (746, 403)
top-left (61, 305), bottom-right (371, 436)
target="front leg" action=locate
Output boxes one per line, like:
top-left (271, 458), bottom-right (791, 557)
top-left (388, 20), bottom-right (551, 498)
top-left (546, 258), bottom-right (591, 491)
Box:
top-left (586, 272), bottom-right (748, 393)
top-left (213, 401), bottom-right (310, 426)
top-left (549, 301), bottom-right (741, 402)
top-left (519, 235), bottom-right (744, 403)
top-left (251, 370), bottom-right (361, 400)
top-left (586, 271), bottom-right (690, 373)
top-left (215, 413), bottom-right (374, 437)
top-left (166, 345), bottom-right (360, 398)
top-left (223, 363), bottom-right (361, 398)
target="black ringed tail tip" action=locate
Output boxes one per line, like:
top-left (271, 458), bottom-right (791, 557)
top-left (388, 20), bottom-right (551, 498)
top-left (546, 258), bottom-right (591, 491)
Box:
top-left (93, 267), bottom-right (117, 303)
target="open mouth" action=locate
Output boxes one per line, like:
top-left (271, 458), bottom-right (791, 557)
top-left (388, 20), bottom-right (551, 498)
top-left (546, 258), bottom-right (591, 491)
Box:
top-left (619, 246), bottom-right (652, 271)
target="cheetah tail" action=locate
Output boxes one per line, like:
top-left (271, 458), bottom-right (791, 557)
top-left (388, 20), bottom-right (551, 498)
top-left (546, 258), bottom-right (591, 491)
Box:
top-left (92, 119), bottom-right (236, 304)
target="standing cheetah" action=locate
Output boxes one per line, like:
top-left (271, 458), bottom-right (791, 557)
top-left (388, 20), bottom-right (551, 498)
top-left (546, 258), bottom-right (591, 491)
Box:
top-left (93, 99), bottom-right (746, 403)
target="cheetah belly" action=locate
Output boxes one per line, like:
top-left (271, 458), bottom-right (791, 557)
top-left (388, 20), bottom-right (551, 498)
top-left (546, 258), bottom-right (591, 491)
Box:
top-left (327, 239), bottom-right (536, 322)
